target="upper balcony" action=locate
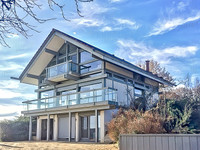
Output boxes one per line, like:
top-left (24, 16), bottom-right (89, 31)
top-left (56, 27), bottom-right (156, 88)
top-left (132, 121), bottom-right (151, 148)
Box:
top-left (46, 61), bottom-right (80, 82)
top-left (22, 88), bottom-right (118, 114)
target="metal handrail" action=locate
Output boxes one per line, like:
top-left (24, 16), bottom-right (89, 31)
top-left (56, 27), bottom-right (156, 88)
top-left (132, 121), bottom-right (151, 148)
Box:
top-left (22, 87), bottom-right (117, 103)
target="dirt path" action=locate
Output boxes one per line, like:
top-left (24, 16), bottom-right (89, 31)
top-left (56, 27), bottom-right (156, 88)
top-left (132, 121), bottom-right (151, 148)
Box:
top-left (0, 141), bottom-right (118, 150)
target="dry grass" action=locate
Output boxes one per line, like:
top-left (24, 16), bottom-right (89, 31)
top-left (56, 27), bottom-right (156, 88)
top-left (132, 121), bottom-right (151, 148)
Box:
top-left (0, 141), bottom-right (118, 150)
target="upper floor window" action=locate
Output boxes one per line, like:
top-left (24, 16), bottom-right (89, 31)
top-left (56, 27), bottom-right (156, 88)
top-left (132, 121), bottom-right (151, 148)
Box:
top-left (134, 88), bottom-right (143, 99)
top-left (68, 43), bottom-right (77, 54)
top-left (59, 44), bottom-right (66, 56)
top-left (113, 75), bottom-right (125, 82)
top-left (80, 83), bottom-right (102, 92)
top-left (80, 51), bottom-right (93, 63)
top-left (40, 90), bottom-right (54, 98)
top-left (80, 60), bottom-right (102, 74)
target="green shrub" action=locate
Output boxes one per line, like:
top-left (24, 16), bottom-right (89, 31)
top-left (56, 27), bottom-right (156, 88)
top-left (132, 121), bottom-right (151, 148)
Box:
top-left (0, 116), bottom-right (29, 141)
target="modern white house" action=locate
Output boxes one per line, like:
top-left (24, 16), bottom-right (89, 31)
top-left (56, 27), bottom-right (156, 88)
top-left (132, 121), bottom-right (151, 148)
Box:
top-left (15, 29), bottom-right (173, 143)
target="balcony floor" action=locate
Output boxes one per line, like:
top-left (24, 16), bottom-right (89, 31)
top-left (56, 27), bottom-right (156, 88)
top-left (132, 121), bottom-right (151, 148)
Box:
top-left (22, 101), bottom-right (118, 116)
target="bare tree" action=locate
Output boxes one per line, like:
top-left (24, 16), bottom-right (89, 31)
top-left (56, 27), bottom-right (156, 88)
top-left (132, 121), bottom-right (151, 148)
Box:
top-left (0, 0), bottom-right (92, 47)
top-left (137, 60), bottom-right (174, 83)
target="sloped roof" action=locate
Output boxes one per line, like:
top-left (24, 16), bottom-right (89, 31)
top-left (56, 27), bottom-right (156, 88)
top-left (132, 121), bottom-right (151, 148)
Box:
top-left (19, 28), bottom-right (174, 86)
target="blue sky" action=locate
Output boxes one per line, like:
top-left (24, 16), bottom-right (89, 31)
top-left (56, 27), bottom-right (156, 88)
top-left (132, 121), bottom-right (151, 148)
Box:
top-left (0, 0), bottom-right (200, 119)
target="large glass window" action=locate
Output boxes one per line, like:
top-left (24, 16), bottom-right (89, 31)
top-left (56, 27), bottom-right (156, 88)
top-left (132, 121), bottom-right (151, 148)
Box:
top-left (69, 54), bottom-right (77, 72)
top-left (134, 88), bottom-right (143, 99)
top-left (80, 83), bottom-right (102, 104)
top-left (113, 75), bottom-right (125, 82)
top-left (80, 60), bottom-right (102, 74)
top-left (68, 43), bottom-right (77, 54)
top-left (59, 44), bottom-right (66, 56)
top-left (80, 83), bottom-right (102, 92)
top-left (80, 51), bottom-right (93, 63)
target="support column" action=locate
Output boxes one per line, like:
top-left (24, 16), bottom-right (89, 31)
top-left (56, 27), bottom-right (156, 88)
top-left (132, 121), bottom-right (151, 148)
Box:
top-left (29, 116), bottom-right (32, 141)
top-left (75, 113), bottom-right (79, 142)
top-left (100, 110), bottom-right (105, 143)
top-left (53, 115), bottom-right (58, 141)
top-left (95, 109), bottom-right (98, 143)
top-left (47, 114), bottom-right (50, 141)
top-left (36, 117), bottom-right (41, 140)
top-left (69, 111), bottom-right (71, 142)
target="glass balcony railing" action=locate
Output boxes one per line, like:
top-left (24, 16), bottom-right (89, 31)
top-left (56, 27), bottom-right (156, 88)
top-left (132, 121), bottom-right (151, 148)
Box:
top-left (46, 61), bottom-right (79, 79)
top-left (23, 88), bottom-right (117, 111)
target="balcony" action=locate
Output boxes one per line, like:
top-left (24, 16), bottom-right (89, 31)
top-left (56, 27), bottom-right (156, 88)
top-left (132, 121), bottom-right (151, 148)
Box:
top-left (46, 61), bottom-right (79, 82)
top-left (22, 88), bottom-right (118, 111)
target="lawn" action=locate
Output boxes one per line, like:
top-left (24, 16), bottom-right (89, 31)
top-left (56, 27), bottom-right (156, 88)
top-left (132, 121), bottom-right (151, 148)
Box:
top-left (0, 141), bottom-right (118, 150)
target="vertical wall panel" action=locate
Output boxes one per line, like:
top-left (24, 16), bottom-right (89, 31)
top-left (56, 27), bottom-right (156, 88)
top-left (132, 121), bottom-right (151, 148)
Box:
top-left (169, 136), bottom-right (176, 150)
top-left (162, 136), bottom-right (169, 150)
top-left (156, 136), bottom-right (162, 150)
top-left (190, 137), bottom-right (198, 150)
top-left (149, 136), bottom-right (156, 150)
top-left (144, 136), bottom-right (150, 150)
top-left (183, 137), bottom-right (190, 150)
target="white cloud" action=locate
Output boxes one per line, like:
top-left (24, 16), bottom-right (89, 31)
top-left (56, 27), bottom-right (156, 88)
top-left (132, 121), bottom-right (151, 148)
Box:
top-left (100, 26), bottom-right (113, 32)
top-left (0, 105), bottom-right (23, 120)
top-left (69, 2), bottom-right (110, 28)
top-left (0, 89), bottom-right (22, 99)
top-left (0, 88), bottom-right (35, 99)
top-left (100, 18), bottom-right (140, 32)
top-left (109, 0), bottom-right (125, 3)
top-left (0, 53), bottom-right (29, 60)
top-left (115, 40), bottom-right (198, 65)
top-left (7, 33), bottom-right (19, 38)
top-left (148, 12), bottom-right (200, 36)
top-left (80, 2), bottom-right (110, 17)
top-left (0, 80), bottom-right (20, 89)
top-left (115, 18), bottom-right (140, 30)
top-left (72, 18), bottom-right (103, 27)
top-left (116, 18), bottom-right (136, 26)
top-left (0, 62), bottom-right (24, 71)
top-left (177, 2), bottom-right (188, 11)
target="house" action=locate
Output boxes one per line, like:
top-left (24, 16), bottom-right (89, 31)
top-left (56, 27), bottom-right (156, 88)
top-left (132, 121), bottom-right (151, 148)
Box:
top-left (17, 29), bottom-right (173, 143)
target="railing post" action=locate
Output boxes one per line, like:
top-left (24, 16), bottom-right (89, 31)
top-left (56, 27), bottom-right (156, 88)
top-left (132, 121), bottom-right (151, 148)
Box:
top-left (93, 89), bottom-right (95, 102)
top-left (45, 99), bottom-right (47, 109)
top-left (27, 103), bottom-right (29, 111)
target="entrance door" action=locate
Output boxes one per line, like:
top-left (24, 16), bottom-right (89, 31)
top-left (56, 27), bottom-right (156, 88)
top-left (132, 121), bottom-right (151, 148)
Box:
top-left (81, 116), bottom-right (88, 139)
top-left (41, 119), bottom-right (54, 140)
top-left (41, 119), bottom-right (47, 140)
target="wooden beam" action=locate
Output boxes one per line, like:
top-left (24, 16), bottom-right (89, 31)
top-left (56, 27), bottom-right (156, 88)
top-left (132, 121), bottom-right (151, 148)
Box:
top-left (10, 77), bottom-right (20, 80)
top-left (45, 48), bottom-right (58, 55)
top-left (27, 74), bottom-right (39, 79)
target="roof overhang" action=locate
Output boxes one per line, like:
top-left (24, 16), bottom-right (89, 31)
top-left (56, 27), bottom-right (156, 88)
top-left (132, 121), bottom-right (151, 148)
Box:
top-left (19, 29), bottom-right (174, 87)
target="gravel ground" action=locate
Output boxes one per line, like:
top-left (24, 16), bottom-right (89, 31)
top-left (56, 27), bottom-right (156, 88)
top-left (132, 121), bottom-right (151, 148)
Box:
top-left (0, 141), bottom-right (118, 150)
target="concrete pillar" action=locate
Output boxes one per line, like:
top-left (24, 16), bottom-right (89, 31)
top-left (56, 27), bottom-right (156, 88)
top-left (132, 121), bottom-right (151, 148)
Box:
top-left (69, 112), bottom-right (71, 142)
top-left (53, 115), bottom-right (58, 141)
top-left (47, 114), bottom-right (50, 141)
top-left (95, 109), bottom-right (98, 143)
top-left (100, 110), bottom-right (105, 143)
top-left (29, 116), bottom-right (32, 141)
top-left (75, 113), bottom-right (79, 142)
top-left (36, 117), bottom-right (41, 140)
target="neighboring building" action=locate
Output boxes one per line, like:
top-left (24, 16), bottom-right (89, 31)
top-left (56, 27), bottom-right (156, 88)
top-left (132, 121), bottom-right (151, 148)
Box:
top-left (17, 29), bottom-right (173, 143)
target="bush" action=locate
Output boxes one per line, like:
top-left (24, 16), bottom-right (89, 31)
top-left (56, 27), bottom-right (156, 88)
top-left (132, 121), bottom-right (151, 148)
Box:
top-left (0, 116), bottom-right (29, 141)
top-left (107, 109), bottom-right (165, 142)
